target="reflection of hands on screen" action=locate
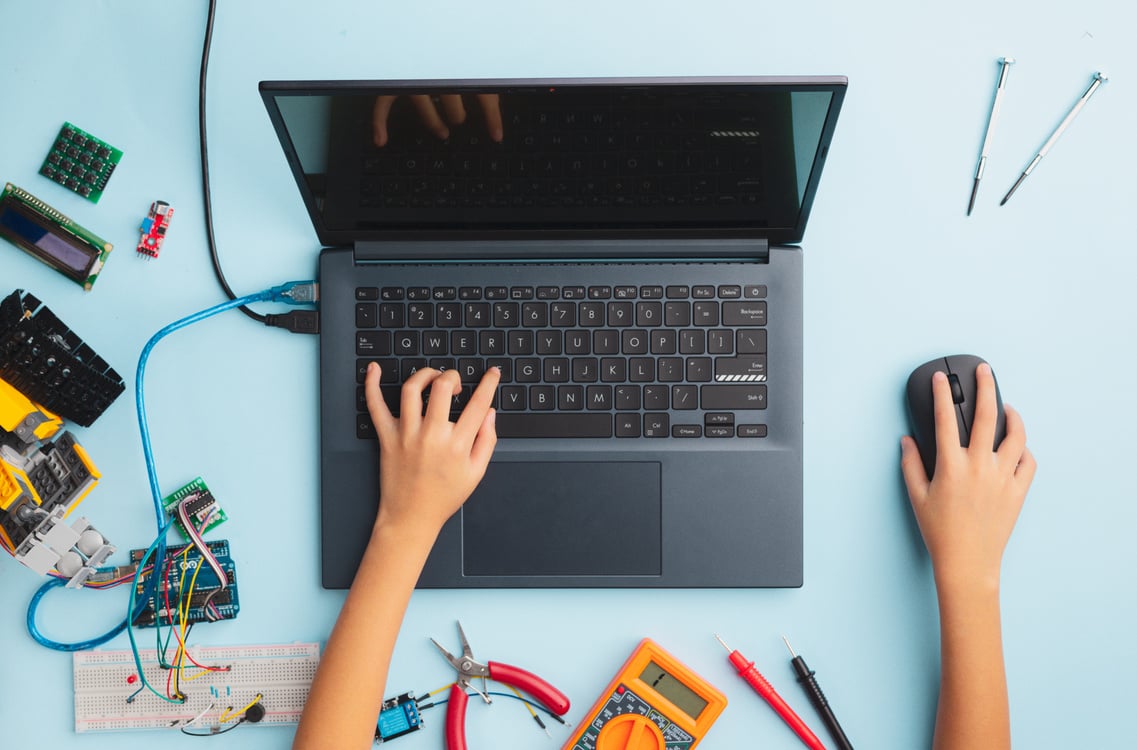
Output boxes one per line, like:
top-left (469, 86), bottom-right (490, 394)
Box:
top-left (372, 94), bottom-right (503, 147)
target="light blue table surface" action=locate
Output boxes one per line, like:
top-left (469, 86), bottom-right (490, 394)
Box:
top-left (2, 2), bottom-right (1134, 747)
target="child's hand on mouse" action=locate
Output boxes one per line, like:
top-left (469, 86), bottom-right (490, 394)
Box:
top-left (900, 363), bottom-right (1036, 592)
top-left (364, 363), bottom-right (500, 543)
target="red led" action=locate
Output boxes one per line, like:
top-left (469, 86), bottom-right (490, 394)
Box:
top-left (126, 674), bottom-right (138, 684)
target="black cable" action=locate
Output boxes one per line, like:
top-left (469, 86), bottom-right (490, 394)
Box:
top-left (199, 0), bottom-right (265, 323)
top-left (180, 718), bottom-right (246, 737)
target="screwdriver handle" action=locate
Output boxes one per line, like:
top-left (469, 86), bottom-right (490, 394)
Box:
top-left (727, 651), bottom-right (827, 750)
top-left (790, 656), bottom-right (854, 750)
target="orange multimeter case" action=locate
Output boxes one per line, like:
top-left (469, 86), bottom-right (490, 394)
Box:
top-left (562, 638), bottom-right (728, 750)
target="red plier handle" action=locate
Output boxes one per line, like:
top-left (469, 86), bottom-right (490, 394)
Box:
top-left (444, 661), bottom-right (571, 750)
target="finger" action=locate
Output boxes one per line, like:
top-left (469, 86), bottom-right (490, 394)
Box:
top-left (364, 362), bottom-right (397, 442)
top-left (400, 367), bottom-right (443, 432)
top-left (899, 435), bottom-right (930, 505)
top-left (931, 371), bottom-right (961, 462)
top-left (969, 363), bottom-right (997, 456)
top-left (410, 95), bottom-right (450, 140)
top-left (1014, 446), bottom-right (1037, 488)
top-left (438, 94), bottom-right (467, 125)
top-left (372, 96), bottom-right (396, 147)
top-left (424, 369), bottom-right (462, 426)
top-left (455, 367), bottom-right (501, 443)
top-left (469, 408), bottom-right (498, 470)
top-left (996, 404), bottom-right (1027, 469)
top-left (477, 94), bottom-right (504, 141)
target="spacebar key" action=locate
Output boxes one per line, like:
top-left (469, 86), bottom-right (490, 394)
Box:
top-left (494, 413), bottom-right (613, 438)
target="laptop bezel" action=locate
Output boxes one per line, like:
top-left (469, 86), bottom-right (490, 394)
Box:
top-left (259, 75), bottom-right (847, 248)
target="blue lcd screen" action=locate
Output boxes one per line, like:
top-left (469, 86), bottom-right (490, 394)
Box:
top-left (0, 203), bottom-right (94, 273)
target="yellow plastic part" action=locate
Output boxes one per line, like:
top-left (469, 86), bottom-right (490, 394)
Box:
top-left (0, 377), bottom-right (61, 439)
top-left (60, 441), bottom-right (100, 517)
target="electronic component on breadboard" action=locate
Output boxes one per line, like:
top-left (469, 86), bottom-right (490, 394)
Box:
top-left (376, 692), bottom-right (423, 743)
top-left (73, 642), bottom-right (320, 733)
top-left (130, 539), bottom-right (239, 627)
top-left (39, 122), bottom-right (122, 203)
top-left (0, 184), bottom-right (114, 290)
top-left (0, 289), bottom-right (125, 425)
top-left (161, 477), bottom-right (227, 538)
top-left (137, 201), bottom-right (172, 258)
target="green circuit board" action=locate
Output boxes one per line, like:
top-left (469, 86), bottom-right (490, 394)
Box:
top-left (39, 122), bottom-right (123, 203)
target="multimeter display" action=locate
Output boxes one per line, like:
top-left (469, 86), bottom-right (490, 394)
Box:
top-left (639, 661), bottom-right (708, 720)
top-left (563, 639), bottom-right (727, 750)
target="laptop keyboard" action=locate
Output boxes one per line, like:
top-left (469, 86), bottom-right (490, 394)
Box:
top-left (354, 282), bottom-right (769, 440)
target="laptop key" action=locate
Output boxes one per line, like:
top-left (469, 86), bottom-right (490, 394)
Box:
top-left (722, 300), bottom-right (767, 326)
top-left (615, 414), bottom-right (640, 437)
top-left (714, 355), bottom-right (767, 382)
top-left (643, 413), bottom-right (669, 437)
top-left (701, 384), bottom-right (767, 409)
top-left (496, 413), bottom-right (614, 438)
top-left (356, 303), bottom-right (377, 328)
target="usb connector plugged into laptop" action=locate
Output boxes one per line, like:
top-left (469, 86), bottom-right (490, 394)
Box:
top-left (264, 281), bottom-right (320, 333)
top-left (271, 280), bottom-right (319, 304)
top-left (265, 309), bottom-right (320, 334)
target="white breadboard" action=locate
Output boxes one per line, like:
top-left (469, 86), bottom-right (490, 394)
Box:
top-left (73, 642), bottom-right (320, 733)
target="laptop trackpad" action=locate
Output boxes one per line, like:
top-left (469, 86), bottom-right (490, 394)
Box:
top-left (462, 462), bottom-right (661, 577)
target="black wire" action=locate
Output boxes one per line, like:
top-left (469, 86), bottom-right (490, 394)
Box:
top-left (180, 718), bottom-right (246, 737)
top-left (199, 0), bottom-right (265, 323)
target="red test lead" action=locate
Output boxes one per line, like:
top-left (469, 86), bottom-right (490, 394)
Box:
top-left (714, 635), bottom-right (827, 750)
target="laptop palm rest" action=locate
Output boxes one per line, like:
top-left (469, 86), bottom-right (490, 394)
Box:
top-left (462, 462), bottom-right (661, 577)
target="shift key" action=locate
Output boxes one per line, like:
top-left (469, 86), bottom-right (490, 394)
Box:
top-left (701, 384), bottom-right (767, 409)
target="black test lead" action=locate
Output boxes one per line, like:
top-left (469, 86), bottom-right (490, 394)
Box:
top-left (783, 637), bottom-right (855, 750)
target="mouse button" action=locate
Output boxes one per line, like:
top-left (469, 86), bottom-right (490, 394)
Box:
top-left (954, 403), bottom-right (971, 447)
top-left (947, 374), bottom-right (965, 404)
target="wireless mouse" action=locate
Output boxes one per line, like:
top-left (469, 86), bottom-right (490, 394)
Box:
top-left (905, 354), bottom-right (1007, 479)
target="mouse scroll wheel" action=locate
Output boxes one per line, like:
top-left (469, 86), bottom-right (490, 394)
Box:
top-left (947, 374), bottom-right (965, 404)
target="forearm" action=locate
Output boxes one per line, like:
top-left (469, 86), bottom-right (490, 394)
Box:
top-left (292, 522), bottom-right (437, 750)
top-left (932, 579), bottom-right (1010, 750)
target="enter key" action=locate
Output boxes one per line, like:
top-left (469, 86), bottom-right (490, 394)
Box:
top-left (714, 355), bottom-right (766, 382)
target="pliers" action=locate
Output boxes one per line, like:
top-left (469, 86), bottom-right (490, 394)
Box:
top-left (431, 620), bottom-right (571, 750)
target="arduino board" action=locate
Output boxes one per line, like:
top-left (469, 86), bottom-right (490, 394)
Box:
top-left (39, 122), bottom-right (122, 203)
top-left (130, 539), bottom-right (239, 627)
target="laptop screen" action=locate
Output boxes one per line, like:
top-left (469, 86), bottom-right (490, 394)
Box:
top-left (260, 77), bottom-right (846, 245)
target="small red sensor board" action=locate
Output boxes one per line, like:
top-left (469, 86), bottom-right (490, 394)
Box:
top-left (137, 201), bottom-right (172, 258)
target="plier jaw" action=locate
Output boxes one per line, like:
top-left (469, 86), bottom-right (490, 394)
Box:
top-left (430, 620), bottom-right (571, 750)
top-left (430, 621), bottom-right (491, 701)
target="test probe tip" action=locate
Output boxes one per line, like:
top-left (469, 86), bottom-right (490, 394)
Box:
top-left (714, 634), bottom-right (731, 652)
top-left (782, 636), bottom-right (797, 658)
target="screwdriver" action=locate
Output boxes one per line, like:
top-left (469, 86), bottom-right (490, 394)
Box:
top-left (783, 637), bottom-right (854, 750)
top-left (714, 635), bottom-right (826, 750)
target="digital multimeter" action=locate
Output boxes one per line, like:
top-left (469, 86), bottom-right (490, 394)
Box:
top-left (563, 639), bottom-right (728, 750)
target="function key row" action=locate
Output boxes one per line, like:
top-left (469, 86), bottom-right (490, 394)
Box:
top-left (356, 284), bottom-right (767, 302)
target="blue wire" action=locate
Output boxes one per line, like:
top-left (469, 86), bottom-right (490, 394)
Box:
top-left (132, 290), bottom-right (279, 633)
top-left (24, 284), bottom-right (307, 652)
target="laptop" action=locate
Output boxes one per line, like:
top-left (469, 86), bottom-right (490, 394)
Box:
top-left (259, 76), bottom-right (847, 589)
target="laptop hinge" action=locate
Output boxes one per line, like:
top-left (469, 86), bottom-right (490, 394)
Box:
top-left (352, 238), bottom-right (771, 263)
